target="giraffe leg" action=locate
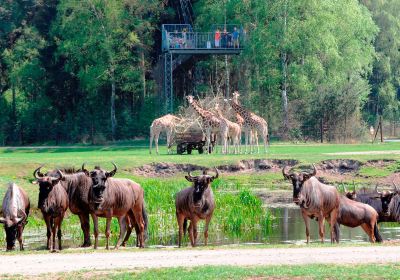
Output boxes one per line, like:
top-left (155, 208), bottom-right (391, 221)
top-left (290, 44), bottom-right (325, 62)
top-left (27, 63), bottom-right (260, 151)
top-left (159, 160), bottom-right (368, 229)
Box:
top-left (155, 132), bottom-right (160, 155)
top-left (166, 128), bottom-right (173, 154)
top-left (149, 127), bottom-right (154, 154)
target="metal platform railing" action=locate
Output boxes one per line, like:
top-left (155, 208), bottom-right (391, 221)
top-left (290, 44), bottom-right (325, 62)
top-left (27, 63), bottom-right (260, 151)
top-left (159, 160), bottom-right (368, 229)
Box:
top-left (162, 31), bottom-right (244, 52)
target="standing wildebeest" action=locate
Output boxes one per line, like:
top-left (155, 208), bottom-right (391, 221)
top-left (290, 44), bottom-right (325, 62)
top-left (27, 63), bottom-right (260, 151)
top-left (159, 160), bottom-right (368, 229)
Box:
top-left (44, 165), bottom-right (93, 247)
top-left (282, 165), bottom-right (340, 243)
top-left (0, 183), bottom-right (30, 251)
top-left (175, 168), bottom-right (218, 247)
top-left (88, 164), bottom-right (147, 249)
top-left (335, 194), bottom-right (382, 243)
top-left (34, 167), bottom-right (69, 251)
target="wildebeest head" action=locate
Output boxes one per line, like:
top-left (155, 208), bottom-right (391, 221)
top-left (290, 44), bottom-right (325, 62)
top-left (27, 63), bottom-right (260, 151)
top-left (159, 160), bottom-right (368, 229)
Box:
top-left (88, 163), bottom-right (117, 203)
top-left (375, 186), bottom-right (397, 217)
top-left (185, 168), bottom-right (219, 201)
top-left (283, 164), bottom-right (317, 206)
top-left (0, 209), bottom-right (27, 251)
top-left (34, 166), bottom-right (64, 207)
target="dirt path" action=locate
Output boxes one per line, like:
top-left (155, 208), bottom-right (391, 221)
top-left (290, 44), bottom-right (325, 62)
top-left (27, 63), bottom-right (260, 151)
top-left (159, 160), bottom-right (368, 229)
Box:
top-left (1, 246), bottom-right (399, 276)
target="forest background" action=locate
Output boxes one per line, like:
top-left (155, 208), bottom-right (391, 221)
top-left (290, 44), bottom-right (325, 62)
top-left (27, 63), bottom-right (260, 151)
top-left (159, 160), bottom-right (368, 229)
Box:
top-left (0, 0), bottom-right (399, 145)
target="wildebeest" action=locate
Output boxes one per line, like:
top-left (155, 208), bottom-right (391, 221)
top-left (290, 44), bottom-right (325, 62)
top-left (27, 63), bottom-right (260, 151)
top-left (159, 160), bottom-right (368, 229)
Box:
top-left (34, 167), bottom-right (69, 251)
top-left (43, 165), bottom-right (93, 247)
top-left (335, 195), bottom-right (382, 243)
top-left (282, 165), bottom-right (340, 243)
top-left (0, 183), bottom-right (30, 251)
top-left (88, 163), bottom-right (147, 249)
top-left (345, 186), bottom-right (398, 223)
top-left (175, 168), bottom-right (218, 247)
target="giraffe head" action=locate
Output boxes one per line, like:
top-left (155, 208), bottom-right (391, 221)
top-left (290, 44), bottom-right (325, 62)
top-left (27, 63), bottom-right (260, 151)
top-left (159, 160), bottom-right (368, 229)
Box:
top-left (186, 95), bottom-right (194, 104)
top-left (232, 91), bottom-right (240, 103)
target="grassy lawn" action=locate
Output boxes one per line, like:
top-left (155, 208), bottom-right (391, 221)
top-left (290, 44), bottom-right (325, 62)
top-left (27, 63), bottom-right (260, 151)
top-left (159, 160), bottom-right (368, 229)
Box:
top-left (6, 264), bottom-right (399, 279)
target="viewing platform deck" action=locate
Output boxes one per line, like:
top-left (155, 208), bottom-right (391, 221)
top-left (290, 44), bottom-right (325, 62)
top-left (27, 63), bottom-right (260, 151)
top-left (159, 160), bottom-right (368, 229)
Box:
top-left (162, 24), bottom-right (244, 55)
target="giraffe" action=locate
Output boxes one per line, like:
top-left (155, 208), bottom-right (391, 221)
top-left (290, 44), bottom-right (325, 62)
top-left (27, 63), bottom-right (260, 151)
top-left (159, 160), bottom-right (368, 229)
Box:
top-left (149, 114), bottom-right (182, 154)
top-left (214, 103), bottom-right (241, 154)
top-left (230, 92), bottom-right (257, 153)
top-left (227, 91), bottom-right (269, 153)
top-left (186, 95), bottom-right (229, 154)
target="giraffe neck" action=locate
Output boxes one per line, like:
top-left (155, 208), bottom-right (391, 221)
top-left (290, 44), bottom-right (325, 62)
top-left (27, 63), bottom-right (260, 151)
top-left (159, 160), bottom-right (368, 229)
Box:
top-left (191, 101), bottom-right (212, 119)
top-left (230, 100), bottom-right (250, 118)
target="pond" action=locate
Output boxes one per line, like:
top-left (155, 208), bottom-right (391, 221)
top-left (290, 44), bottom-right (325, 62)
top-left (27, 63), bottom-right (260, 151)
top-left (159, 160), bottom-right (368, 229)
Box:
top-left (14, 206), bottom-right (400, 250)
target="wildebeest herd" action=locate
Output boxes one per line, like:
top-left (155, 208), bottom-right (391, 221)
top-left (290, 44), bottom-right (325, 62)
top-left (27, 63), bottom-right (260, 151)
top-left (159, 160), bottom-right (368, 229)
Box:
top-left (1, 163), bottom-right (399, 251)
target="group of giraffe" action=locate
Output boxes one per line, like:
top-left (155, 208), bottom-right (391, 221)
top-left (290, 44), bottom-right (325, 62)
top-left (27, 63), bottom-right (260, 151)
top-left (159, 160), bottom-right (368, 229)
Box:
top-left (149, 91), bottom-right (269, 155)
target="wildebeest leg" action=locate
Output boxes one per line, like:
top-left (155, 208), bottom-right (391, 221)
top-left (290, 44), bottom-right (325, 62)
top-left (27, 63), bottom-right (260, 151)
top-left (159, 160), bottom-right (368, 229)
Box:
top-left (79, 214), bottom-right (91, 247)
top-left (105, 216), bottom-right (112, 250)
top-left (133, 205), bottom-right (145, 248)
top-left (190, 218), bottom-right (198, 247)
top-left (121, 213), bottom-right (134, 247)
top-left (188, 221), bottom-right (194, 246)
top-left (51, 217), bottom-right (57, 252)
top-left (176, 212), bottom-right (185, 248)
top-left (318, 213), bottom-right (325, 243)
top-left (204, 215), bottom-right (212, 246)
top-left (329, 209), bottom-right (339, 244)
top-left (52, 216), bottom-right (62, 252)
top-left (361, 223), bottom-right (375, 243)
top-left (17, 224), bottom-right (24, 251)
top-left (115, 216), bottom-right (127, 249)
top-left (301, 210), bottom-right (310, 244)
top-left (91, 214), bottom-right (99, 249)
top-left (57, 214), bottom-right (64, 250)
top-left (44, 215), bottom-right (51, 250)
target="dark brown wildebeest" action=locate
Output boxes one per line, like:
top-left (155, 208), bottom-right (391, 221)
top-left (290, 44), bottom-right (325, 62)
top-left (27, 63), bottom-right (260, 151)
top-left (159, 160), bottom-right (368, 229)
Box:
top-left (0, 183), bottom-right (30, 251)
top-left (175, 168), bottom-right (218, 247)
top-left (282, 164), bottom-right (340, 243)
top-left (43, 165), bottom-right (93, 247)
top-left (345, 185), bottom-right (398, 223)
top-left (88, 164), bottom-right (147, 249)
top-left (34, 167), bottom-right (69, 251)
top-left (335, 194), bottom-right (382, 243)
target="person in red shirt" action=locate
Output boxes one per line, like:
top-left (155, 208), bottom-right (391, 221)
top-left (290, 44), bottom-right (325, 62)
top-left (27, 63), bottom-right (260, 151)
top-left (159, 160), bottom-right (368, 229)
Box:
top-left (215, 28), bottom-right (221, 48)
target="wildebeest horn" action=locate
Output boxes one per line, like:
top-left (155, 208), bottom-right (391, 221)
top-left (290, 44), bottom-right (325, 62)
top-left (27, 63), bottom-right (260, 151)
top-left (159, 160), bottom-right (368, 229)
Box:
top-left (375, 185), bottom-right (382, 194)
top-left (33, 165), bottom-right (44, 179)
top-left (56, 169), bottom-right (65, 180)
top-left (15, 210), bottom-right (27, 224)
top-left (310, 164), bottom-right (317, 176)
top-left (188, 171), bottom-right (195, 179)
top-left (392, 181), bottom-right (399, 193)
top-left (0, 217), bottom-right (5, 224)
top-left (282, 166), bottom-right (290, 179)
top-left (107, 162), bottom-right (117, 177)
top-left (212, 167), bottom-right (219, 180)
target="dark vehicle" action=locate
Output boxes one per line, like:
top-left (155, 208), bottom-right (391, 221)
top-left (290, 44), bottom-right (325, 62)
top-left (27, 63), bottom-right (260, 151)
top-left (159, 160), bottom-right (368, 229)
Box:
top-left (176, 129), bottom-right (216, 155)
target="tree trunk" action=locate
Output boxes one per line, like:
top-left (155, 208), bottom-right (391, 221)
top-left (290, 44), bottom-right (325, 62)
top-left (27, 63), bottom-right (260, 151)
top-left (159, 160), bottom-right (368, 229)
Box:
top-left (141, 51), bottom-right (146, 99)
top-left (110, 79), bottom-right (117, 141)
top-left (225, 55), bottom-right (229, 98)
top-left (281, 0), bottom-right (289, 138)
top-left (281, 51), bottom-right (289, 137)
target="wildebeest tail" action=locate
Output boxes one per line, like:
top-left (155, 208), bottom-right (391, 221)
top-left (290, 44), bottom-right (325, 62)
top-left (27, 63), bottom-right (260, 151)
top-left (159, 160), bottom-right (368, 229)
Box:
top-left (142, 204), bottom-right (149, 241)
top-left (374, 222), bottom-right (383, 243)
top-left (183, 218), bottom-right (188, 236)
top-left (334, 222), bottom-right (340, 243)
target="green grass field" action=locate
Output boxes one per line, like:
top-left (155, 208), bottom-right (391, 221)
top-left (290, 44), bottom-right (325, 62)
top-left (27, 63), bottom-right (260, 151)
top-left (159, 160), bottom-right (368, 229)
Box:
top-left (7, 263), bottom-right (399, 280)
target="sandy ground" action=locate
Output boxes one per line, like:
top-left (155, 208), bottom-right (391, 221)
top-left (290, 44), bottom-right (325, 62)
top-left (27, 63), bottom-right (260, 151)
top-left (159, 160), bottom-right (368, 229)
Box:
top-left (1, 246), bottom-right (399, 276)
